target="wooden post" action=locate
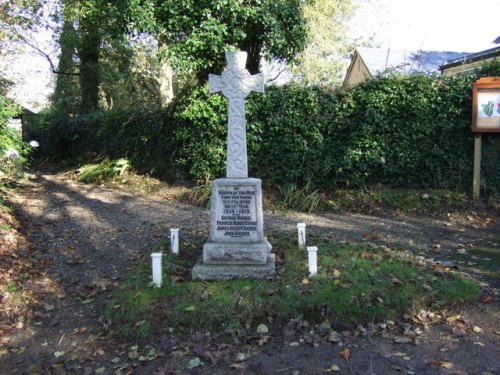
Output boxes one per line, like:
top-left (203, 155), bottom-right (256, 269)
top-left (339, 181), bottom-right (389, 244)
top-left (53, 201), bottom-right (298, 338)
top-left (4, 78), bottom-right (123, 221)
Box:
top-left (472, 133), bottom-right (482, 200)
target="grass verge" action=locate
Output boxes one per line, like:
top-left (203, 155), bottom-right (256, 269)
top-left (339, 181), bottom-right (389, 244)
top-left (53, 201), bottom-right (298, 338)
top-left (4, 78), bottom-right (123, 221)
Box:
top-left (106, 233), bottom-right (480, 340)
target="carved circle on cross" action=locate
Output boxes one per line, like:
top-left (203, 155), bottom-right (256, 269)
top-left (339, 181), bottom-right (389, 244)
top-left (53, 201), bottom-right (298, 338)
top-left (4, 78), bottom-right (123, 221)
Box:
top-left (221, 69), bottom-right (253, 99)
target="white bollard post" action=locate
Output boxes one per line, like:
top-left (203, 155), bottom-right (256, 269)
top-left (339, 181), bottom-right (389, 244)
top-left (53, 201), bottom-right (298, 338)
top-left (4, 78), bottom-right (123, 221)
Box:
top-left (297, 223), bottom-right (306, 248)
top-left (170, 228), bottom-right (180, 255)
top-left (307, 246), bottom-right (318, 276)
top-left (151, 252), bottom-right (163, 287)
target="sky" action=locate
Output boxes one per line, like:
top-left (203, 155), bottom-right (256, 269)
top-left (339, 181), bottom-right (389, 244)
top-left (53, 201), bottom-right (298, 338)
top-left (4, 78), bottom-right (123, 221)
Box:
top-left (2, 0), bottom-right (500, 111)
top-left (349, 0), bottom-right (500, 52)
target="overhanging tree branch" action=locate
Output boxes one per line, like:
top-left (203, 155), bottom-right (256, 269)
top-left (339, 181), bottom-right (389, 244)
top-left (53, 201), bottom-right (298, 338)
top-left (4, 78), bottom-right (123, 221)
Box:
top-left (21, 36), bottom-right (79, 76)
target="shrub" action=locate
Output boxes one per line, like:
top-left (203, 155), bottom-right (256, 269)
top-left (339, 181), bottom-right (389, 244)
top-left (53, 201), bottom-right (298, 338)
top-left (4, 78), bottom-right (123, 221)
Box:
top-left (36, 67), bottom-right (500, 196)
top-left (0, 96), bottom-right (26, 180)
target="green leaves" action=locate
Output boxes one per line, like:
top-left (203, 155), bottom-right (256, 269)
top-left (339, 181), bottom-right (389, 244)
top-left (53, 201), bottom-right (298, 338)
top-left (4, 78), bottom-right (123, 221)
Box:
top-left (154, 0), bottom-right (308, 78)
top-left (39, 66), bottom-right (500, 197)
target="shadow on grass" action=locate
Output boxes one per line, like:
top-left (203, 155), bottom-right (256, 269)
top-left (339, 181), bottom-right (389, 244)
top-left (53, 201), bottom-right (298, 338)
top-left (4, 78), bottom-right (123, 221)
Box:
top-left (106, 233), bottom-right (480, 341)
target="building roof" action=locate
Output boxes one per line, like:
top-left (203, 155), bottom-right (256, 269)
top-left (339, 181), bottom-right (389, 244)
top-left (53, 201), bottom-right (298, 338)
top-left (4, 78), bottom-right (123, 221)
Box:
top-left (440, 45), bottom-right (500, 71)
top-left (357, 47), bottom-right (468, 76)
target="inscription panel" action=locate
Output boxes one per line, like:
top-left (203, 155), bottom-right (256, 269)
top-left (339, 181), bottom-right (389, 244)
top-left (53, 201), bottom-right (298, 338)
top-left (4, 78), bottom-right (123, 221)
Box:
top-left (210, 179), bottom-right (264, 243)
top-left (216, 186), bottom-right (256, 239)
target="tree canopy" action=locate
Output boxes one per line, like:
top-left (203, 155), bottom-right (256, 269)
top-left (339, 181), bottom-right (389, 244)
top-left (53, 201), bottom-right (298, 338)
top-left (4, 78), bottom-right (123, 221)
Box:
top-left (291, 0), bottom-right (357, 86)
top-left (152, 0), bottom-right (309, 80)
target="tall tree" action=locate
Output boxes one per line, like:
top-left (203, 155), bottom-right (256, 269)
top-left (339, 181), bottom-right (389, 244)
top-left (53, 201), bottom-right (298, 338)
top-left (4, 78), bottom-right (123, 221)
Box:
top-left (153, 0), bottom-right (309, 81)
top-left (291, 0), bottom-right (357, 87)
top-left (50, 19), bottom-right (79, 114)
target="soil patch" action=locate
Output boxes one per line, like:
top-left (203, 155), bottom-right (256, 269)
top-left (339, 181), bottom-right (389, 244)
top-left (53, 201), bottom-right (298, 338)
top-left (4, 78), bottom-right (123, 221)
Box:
top-left (1, 171), bottom-right (499, 374)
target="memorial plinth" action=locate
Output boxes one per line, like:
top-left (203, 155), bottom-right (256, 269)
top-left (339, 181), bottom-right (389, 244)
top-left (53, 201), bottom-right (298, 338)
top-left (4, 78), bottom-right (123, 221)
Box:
top-left (192, 178), bottom-right (274, 280)
top-left (192, 51), bottom-right (275, 280)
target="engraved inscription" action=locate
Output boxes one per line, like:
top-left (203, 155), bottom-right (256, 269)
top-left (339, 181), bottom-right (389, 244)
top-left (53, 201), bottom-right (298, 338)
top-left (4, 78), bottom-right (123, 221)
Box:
top-left (215, 186), bottom-right (257, 238)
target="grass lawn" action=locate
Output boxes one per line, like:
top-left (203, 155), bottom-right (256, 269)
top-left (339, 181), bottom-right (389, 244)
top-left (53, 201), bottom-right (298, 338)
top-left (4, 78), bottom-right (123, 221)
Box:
top-left (106, 233), bottom-right (480, 340)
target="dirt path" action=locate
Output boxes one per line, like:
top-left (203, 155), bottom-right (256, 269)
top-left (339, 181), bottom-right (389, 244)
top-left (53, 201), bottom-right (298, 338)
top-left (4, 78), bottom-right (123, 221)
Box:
top-left (1, 171), bottom-right (499, 374)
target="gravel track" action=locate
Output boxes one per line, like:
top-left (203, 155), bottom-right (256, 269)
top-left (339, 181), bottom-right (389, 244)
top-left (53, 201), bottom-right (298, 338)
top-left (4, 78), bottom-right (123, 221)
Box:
top-left (2, 171), bottom-right (499, 374)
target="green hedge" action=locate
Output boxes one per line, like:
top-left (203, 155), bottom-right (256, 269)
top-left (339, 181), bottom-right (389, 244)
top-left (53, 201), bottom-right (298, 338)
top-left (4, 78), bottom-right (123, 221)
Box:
top-left (0, 95), bottom-right (26, 177)
top-left (33, 69), bottom-right (500, 195)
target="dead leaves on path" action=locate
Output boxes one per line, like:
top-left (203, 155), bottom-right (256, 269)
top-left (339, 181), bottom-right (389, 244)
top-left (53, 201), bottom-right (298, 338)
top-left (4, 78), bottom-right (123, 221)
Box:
top-left (0, 210), bottom-right (63, 341)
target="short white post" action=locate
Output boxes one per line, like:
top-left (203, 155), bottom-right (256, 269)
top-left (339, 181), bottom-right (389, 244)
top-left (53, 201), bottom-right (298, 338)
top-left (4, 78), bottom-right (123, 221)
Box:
top-left (151, 252), bottom-right (163, 287)
top-left (297, 223), bottom-right (306, 249)
top-left (307, 246), bottom-right (318, 276)
top-left (170, 228), bottom-right (180, 254)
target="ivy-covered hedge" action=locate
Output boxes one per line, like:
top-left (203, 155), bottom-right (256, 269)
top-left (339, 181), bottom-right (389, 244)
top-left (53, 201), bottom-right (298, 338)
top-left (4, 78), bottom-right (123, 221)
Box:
top-left (0, 95), bottom-right (27, 177)
top-left (34, 68), bottom-right (500, 194)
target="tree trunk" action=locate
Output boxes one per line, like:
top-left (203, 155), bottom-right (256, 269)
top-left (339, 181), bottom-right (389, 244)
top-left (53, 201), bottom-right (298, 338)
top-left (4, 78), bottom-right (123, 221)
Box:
top-left (78, 18), bottom-right (101, 113)
top-left (158, 59), bottom-right (173, 107)
top-left (157, 42), bottom-right (174, 107)
top-left (51, 20), bottom-right (79, 115)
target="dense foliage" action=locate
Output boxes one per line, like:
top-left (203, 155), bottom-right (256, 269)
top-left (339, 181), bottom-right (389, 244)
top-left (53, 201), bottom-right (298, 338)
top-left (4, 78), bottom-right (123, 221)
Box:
top-left (0, 95), bottom-right (25, 177)
top-left (32, 68), bottom-right (500, 195)
top-left (154, 0), bottom-right (309, 79)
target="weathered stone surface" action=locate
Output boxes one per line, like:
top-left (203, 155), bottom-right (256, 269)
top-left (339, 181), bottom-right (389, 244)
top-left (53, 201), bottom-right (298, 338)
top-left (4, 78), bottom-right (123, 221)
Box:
top-left (203, 240), bottom-right (271, 264)
top-left (209, 178), bottom-right (264, 243)
top-left (192, 254), bottom-right (276, 280)
top-left (208, 51), bottom-right (264, 179)
top-left (192, 50), bottom-right (274, 280)
top-left (203, 178), bottom-right (271, 265)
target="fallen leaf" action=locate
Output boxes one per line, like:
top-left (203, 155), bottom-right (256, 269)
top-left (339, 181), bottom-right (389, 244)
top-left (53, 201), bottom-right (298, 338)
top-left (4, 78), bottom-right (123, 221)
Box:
top-left (391, 278), bottom-right (403, 287)
top-left (301, 278), bottom-right (309, 285)
top-left (128, 350), bottom-right (139, 360)
top-left (258, 335), bottom-right (270, 346)
top-left (200, 290), bottom-right (210, 300)
top-left (331, 269), bottom-right (341, 278)
top-left (326, 364), bottom-right (341, 372)
top-left (187, 357), bottom-right (202, 369)
top-left (472, 326), bottom-right (483, 333)
top-left (422, 284), bottom-right (432, 291)
top-left (327, 332), bottom-right (342, 343)
top-left (483, 296), bottom-right (493, 303)
top-left (289, 341), bottom-right (299, 347)
top-left (233, 352), bottom-right (247, 362)
top-left (452, 327), bottom-right (467, 336)
top-left (185, 305), bottom-right (195, 312)
top-left (95, 367), bottom-right (106, 374)
top-left (362, 232), bottom-right (382, 241)
top-left (439, 361), bottom-right (454, 369)
top-left (53, 351), bottom-right (65, 358)
top-left (256, 323), bottom-right (268, 334)
top-left (339, 347), bottom-right (351, 362)
top-left (75, 327), bottom-right (88, 334)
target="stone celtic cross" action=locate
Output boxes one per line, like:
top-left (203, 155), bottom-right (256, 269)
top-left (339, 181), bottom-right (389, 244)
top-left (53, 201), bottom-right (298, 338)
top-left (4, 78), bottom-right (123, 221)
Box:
top-left (209, 51), bottom-right (265, 178)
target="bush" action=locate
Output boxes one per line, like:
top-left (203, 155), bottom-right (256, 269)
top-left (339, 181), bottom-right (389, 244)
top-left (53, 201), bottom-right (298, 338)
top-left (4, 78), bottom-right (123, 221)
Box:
top-left (36, 67), bottom-right (500, 196)
top-left (0, 96), bottom-right (26, 180)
